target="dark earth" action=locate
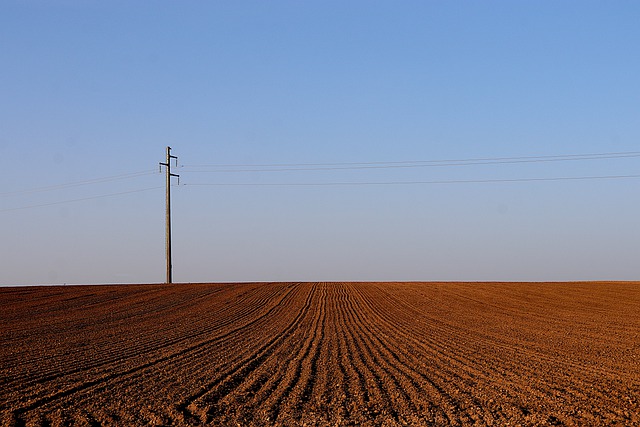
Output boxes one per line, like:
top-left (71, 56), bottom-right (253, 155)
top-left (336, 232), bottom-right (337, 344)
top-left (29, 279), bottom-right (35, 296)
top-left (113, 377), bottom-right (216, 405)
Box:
top-left (1, 282), bottom-right (638, 426)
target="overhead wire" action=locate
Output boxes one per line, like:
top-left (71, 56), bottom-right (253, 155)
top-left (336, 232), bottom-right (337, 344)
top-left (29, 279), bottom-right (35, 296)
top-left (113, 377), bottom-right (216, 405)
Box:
top-left (181, 151), bottom-right (640, 172)
top-left (2, 150), bottom-right (638, 212)
top-left (0, 170), bottom-right (159, 197)
top-left (180, 150), bottom-right (640, 187)
top-left (1, 168), bottom-right (163, 212)
top-left (0, 186), bottom-right (164, 213)
top-left (183, 173), bottom-right (640, 187)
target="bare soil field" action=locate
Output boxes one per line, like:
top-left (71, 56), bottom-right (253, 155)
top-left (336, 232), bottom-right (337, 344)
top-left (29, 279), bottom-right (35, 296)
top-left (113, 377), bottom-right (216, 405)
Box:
top-left (1, 282), bottom-right (639, 426)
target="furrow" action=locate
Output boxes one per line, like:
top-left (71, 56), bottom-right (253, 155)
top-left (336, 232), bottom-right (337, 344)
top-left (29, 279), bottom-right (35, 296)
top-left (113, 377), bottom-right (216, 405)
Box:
top-left (175, 283), bottom-right (316, 424)
top-left (9, 283), bottom-right (299, 420)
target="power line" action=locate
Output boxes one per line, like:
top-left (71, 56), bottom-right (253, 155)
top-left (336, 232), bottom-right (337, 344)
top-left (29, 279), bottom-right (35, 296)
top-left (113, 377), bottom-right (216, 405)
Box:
top-left (182, 153), bottom-right (640, 173)
top-left (0, 170), bottom-right (158, 197)
top-left (183, 173), bottom-right (640, 187)
top-left (0, 186), bottom-right (164, 213)
top-left (5, 151), bottom-right (633, 197)
top-left (181, 151), bottom-right (640, 172)
top-left (3, 150), bottom-right (637, 212)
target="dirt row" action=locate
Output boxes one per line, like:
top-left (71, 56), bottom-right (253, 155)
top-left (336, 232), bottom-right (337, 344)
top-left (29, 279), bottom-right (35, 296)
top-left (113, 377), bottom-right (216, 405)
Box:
top-left (1, 282), bottom-right (638, 426)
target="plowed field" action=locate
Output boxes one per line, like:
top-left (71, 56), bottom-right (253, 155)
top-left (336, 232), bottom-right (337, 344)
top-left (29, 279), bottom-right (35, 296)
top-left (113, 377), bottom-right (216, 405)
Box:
top-left (1, 282), bottom-right (639, 426)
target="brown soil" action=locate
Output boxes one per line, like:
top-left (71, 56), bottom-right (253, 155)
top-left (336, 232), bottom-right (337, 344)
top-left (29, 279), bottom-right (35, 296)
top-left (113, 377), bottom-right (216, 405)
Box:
top-left (1, 282), bottom-right (639, 426)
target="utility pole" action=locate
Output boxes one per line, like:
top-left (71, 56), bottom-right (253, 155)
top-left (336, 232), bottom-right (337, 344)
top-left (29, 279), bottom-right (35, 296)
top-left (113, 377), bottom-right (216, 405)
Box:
top-left (160, 147), bottom-right (179, 284)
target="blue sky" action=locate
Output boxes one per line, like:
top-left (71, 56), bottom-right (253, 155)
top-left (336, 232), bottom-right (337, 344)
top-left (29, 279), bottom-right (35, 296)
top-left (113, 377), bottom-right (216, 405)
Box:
top-left (1, 1), bottom-right (639, 284)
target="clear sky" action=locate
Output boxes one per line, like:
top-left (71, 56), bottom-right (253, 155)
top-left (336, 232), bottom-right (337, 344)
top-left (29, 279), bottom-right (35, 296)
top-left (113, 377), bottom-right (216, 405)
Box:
top-left (2, 1), bottom-right (639, 285)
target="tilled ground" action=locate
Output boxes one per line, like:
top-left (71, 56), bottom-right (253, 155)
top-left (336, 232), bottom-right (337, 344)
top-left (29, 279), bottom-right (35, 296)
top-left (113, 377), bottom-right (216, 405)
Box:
top-left (1, 282), bottom-right (638, 426)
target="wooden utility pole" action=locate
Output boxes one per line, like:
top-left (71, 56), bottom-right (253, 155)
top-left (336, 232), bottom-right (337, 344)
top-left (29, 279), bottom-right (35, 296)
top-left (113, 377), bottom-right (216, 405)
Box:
top-left (160, 147), bottom-right (179, 284)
